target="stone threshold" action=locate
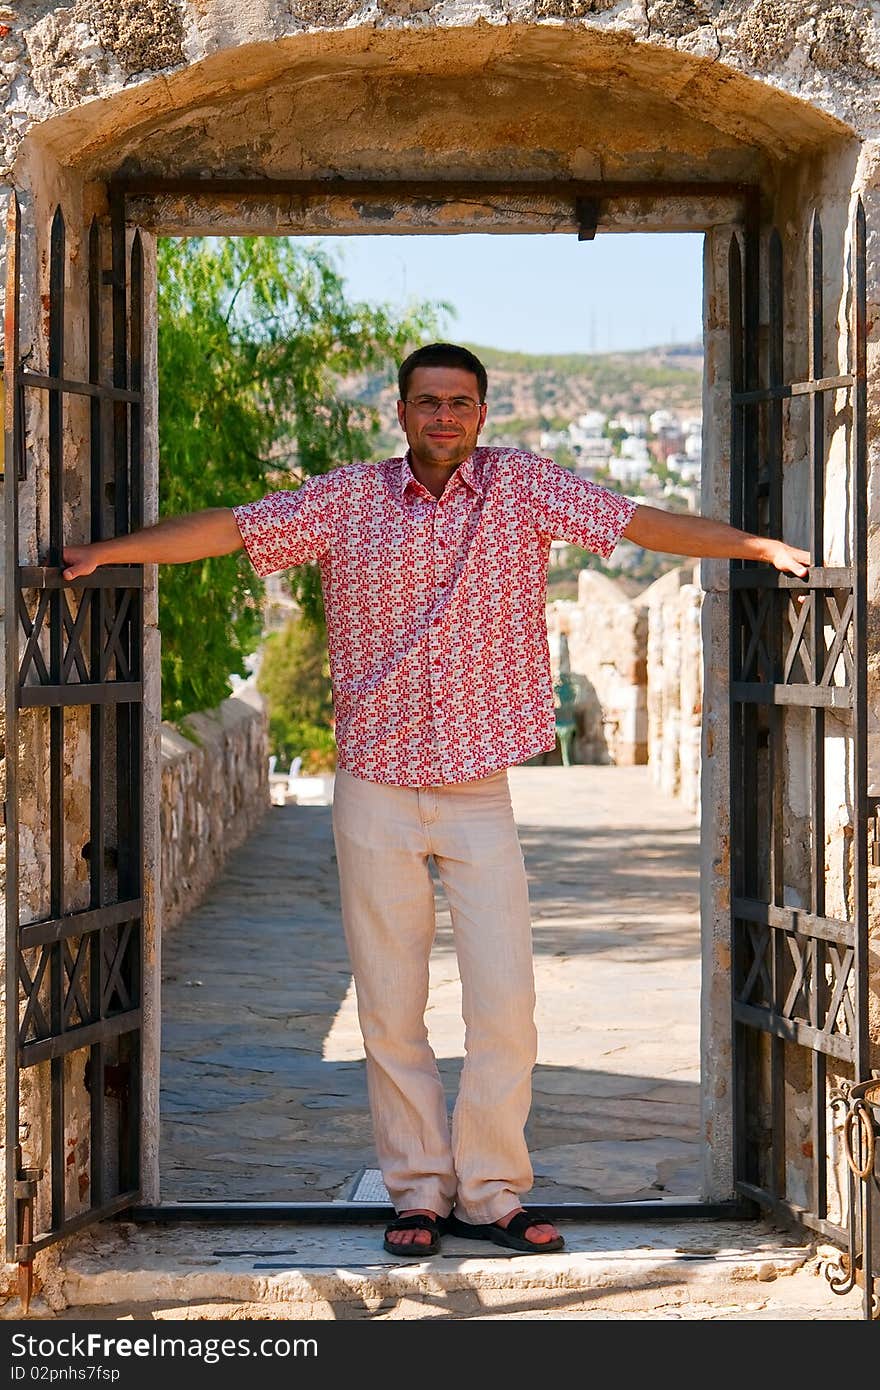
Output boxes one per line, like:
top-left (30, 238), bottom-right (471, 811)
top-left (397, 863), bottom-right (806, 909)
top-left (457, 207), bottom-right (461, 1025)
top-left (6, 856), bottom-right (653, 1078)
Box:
top-left (2, 1217), bottom-right (863, 1321)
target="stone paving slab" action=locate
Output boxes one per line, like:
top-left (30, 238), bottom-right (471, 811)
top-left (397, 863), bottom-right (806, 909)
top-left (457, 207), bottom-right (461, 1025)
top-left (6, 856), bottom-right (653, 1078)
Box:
top-left (8, 1218), bottom-right (863, 1321)
top-left (161, 766), bottom-right (703, 1205)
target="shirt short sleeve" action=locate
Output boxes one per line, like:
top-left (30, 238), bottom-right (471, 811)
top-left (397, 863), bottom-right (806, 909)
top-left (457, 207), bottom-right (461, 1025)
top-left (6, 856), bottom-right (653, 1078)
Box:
top-left (232, 474), bottom-right (335, 578)
top-left (526, 454), bottom-right (638, 559)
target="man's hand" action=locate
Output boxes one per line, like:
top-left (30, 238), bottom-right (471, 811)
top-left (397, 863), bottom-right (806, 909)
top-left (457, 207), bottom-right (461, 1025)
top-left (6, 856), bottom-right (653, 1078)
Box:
top-left (763, 539), bottom-right (811, 579)
top-left (62, 543), bottom-right (105, 581)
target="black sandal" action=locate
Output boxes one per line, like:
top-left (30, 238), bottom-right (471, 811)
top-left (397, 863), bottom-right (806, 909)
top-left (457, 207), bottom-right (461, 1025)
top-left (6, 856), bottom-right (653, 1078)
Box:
top-left (383, 1212), bottom-right (447, 1257)
top-left (447, 1209), bottom-right (565, 1254)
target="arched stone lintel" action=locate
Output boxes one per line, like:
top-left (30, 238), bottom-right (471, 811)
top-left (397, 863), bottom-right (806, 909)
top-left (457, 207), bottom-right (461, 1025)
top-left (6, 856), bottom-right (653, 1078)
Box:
top-left (18, 24), bottom-right (855, 189)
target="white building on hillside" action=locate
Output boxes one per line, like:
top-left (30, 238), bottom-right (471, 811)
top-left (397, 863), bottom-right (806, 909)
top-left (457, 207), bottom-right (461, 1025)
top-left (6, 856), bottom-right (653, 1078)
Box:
top-left (538, 428), bottom-right (569, 453)
top-left (609, 412), bottom-right (648, 437)
top-left (649, 408), bottom-right (679, 434)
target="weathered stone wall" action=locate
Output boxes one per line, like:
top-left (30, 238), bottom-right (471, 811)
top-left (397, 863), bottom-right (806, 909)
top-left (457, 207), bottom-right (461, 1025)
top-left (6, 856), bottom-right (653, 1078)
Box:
top-left (2, 3), bottom-right (878, 197)
top-left (855, 142), bottom-right (880, 1089)
top-left (160, 688), bottom-right (270, 935)
top-left (547, 571), bottom-right (648, 766)
top-left (642, 563), bottom-right (703, 819)
top-left (545, 565), bottom-right (702, 815)
top-left (699, 222), bottom-right (736, 1202)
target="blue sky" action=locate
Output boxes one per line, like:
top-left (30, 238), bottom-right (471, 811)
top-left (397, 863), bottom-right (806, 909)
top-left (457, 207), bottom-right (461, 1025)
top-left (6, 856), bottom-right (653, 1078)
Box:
top-left (302, 232), bottom-right (703, 355)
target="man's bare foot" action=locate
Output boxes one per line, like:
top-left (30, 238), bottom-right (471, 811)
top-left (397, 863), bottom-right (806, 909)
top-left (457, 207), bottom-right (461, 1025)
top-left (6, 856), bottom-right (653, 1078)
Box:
top-left (495, 1207), bottom-right (560, 1245)
top-left (386, 1208), bottom-right (441, 1250)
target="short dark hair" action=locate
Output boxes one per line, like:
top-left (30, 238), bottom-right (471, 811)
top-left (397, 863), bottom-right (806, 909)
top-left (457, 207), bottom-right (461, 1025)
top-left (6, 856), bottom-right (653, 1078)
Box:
top-left (398, 342), bottom-right (488, 402)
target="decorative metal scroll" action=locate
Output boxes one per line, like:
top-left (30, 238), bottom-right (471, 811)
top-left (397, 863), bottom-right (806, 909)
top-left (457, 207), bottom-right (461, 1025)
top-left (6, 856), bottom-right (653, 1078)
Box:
top-left (3, 194), bottom-right (145, 1293)
top-left (728, 201), bottom-right (876, 1319)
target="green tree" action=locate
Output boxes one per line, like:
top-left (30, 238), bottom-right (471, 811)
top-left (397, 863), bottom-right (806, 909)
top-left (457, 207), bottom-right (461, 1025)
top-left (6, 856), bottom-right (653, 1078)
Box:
top-left (553, 441), bottom-right (580, 471)
top-left (256, 615), bottom-right (337, 770)
top-left (157, 236), bottom-right (441, 723)
top-left (603, 421), bottom-right (628, 455)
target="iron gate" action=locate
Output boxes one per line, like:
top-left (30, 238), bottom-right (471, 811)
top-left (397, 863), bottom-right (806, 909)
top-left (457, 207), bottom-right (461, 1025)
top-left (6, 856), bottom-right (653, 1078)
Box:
top-left (728, 198), bottom-right (877, 1317)
top-left (3, 192), bottom-right (145, 1296)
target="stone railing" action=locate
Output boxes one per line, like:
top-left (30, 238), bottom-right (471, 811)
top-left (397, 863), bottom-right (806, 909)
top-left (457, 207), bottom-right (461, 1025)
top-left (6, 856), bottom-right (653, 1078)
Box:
top-left (546, 570), bottom-right (648, 766)
top-left (160, 685), bottom-right (270, 933)
top-left (545, 563), bottom-right (703, 818)
top-left (641, 563), bottom-right (703, 819)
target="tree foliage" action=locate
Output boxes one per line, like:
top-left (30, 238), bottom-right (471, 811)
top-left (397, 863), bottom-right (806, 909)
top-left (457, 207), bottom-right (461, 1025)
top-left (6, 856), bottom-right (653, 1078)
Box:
top-left (256, 616), bottom-right (337, 771)
top-left (157, 235), bottom-right (441, 723)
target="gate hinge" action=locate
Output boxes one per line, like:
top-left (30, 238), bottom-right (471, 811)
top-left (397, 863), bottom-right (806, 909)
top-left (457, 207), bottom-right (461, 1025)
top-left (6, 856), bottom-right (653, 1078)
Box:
top-left (14, 1161), bottom-right (42, 1312)
top-left (13, 1167), bottom-right (41, 1204)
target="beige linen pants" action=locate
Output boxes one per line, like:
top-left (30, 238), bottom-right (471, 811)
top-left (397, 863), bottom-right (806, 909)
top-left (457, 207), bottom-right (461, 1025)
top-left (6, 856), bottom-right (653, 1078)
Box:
top-left (331, 766), bottom-right (537, 1224)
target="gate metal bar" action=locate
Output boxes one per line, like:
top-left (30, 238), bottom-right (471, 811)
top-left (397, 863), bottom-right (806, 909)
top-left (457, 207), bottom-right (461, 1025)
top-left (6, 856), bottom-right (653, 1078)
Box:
top-left (3, 193), bottom-right (145, 1273)
top-left (728, 200), bottom-right (875, 1317)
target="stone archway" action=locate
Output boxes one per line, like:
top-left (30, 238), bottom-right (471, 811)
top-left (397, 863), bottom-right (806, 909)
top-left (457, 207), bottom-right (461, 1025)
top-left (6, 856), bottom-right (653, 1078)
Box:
top-left (2, 4), bottom-right (879, 1286)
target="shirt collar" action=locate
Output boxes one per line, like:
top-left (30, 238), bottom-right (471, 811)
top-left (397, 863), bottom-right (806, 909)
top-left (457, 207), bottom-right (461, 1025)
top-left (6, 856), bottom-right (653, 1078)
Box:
top-left (399, 449), bottom-right (484, 501)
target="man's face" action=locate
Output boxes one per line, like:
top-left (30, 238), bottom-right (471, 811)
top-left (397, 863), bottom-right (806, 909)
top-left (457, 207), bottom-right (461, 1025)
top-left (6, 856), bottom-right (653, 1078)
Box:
top-left (397, 366), bottom-right (487, 470)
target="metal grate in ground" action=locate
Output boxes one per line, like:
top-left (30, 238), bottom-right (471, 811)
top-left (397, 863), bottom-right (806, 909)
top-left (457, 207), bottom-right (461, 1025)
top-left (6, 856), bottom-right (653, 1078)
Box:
top-left (348, 1168), bottom-right (391, 1202)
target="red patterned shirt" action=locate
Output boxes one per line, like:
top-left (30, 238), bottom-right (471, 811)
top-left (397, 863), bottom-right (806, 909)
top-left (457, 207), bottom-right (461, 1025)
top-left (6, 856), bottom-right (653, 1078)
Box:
top-left (233, 447), bottom-right (637, 785)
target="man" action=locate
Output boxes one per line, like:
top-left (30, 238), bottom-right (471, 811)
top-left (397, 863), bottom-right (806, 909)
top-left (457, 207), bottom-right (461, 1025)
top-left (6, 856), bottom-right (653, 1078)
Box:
top-left (62, 342), bottom-right (810, 1259)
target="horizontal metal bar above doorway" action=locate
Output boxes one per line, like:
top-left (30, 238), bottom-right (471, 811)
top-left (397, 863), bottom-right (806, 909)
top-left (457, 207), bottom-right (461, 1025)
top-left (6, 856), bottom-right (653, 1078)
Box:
top-left (122, 1199), bottom-right (758, 1224)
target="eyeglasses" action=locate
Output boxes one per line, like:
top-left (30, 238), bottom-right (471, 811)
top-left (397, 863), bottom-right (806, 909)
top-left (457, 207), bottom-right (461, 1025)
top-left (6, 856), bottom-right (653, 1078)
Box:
top-left (404, 395), bottom-right (483, 417)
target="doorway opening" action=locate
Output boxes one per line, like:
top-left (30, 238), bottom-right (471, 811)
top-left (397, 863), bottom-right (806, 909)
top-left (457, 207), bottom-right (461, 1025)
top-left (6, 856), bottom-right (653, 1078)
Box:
top-left (157, 225), bottom-right (710, 1215)
top-left (6, 175), bottom-right (871, 1327)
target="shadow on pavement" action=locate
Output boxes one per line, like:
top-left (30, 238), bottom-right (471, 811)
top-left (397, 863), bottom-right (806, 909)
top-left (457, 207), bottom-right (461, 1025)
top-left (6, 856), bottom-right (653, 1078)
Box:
top-left (161, 773), bottom-right (702, 1204)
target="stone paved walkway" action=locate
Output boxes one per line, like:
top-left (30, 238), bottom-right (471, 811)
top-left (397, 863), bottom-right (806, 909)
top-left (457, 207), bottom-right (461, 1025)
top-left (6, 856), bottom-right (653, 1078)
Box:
top-left (160, 766), bottom-right (702, 1205)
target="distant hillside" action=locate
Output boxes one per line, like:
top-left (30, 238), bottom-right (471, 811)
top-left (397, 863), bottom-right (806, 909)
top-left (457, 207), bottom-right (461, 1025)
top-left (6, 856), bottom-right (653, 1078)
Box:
top-left (350, 341), bottom-right (703, 456)
top-left (465, 340), bottom-right (702, 383)
top-left (466, 341), bottom-right (703, 422)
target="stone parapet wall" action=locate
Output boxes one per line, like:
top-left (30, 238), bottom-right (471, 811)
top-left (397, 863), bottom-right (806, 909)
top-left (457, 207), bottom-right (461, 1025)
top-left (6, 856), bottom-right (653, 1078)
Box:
top-left (546, 564), bottom-right (703, 819)
top-left (547, 570), bottom-right (648, 767)
top-left (160, 686), bottom-right (270, 934)
top-left (642, 563), bottom-right (704, 820)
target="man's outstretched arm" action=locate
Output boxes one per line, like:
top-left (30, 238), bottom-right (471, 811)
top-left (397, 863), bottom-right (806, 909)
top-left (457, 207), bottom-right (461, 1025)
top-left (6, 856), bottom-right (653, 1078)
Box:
top-left (622, 504), bottom-right (811, 579)
top-left (61, 508), bottom-right (244, 580)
